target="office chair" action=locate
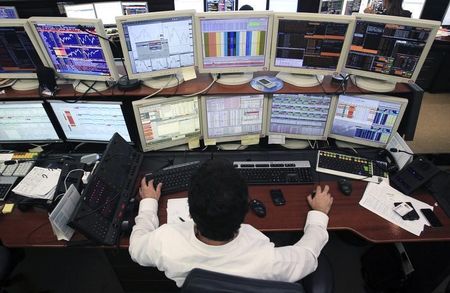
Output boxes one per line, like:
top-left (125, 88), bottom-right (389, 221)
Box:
top-left (181, 254), bottom-right (334, 293)
top-left (0, 245), bottom-right (12, 289)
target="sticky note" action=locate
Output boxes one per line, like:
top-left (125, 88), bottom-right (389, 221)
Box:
top-left (188, 138), bottom-right (200, 149)
top-left (2, 203), bottom-right (14, 214)
top-left (241, 134), bottom-right (260, 146)
top-left (29, 146), bottom-right (44, 153)
top-left (268, 134), bottom-right (285, 145)
top-left (181, 67), bottom-right (197, 81)
top-left (204, 138), bottom-right (216, 146)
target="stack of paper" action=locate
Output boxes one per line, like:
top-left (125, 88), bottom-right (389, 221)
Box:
top-left (12, 167), bottom-right (61, 199)
top-left (167, 197), bottom-right (193, 224)
top-left (359, 181), bottom-right (433, 236)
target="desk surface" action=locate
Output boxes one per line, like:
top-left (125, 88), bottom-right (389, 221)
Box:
top-left (0, 150), bottom-right (449, 248)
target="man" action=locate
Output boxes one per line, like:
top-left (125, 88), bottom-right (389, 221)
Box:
top-left (129, 159), bottom-right (333, 287)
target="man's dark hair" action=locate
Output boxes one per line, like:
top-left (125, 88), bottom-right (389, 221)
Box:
top-left (188, 159), bottom-right (249, 242)
top-left (239, 4), bottom-right (254, 10)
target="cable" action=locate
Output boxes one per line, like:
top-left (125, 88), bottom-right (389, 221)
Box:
top-left (389, 148), bottom-right (414, 156)
top-left (142, 75), bottom-right (176, 100)
top-left (64, 80), bottom-right (97, 103)
top-left (182, 75), bottom-right (218, 97)
top-left (64, 169), bottom-right (85, 192)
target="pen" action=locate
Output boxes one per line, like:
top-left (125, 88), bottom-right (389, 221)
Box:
top-left (178, 217), bottom-right (185, 222)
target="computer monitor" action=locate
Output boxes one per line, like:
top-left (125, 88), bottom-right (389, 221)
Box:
top-left (319, 0), bottom-right (344, 14)
top-left (0, 6), bottom-right (18, 19)
top-left (175, 0), bottom-right (204, 12)
top-left (28, 17), bottom-right (119, 93)
top-left (265, 94), bottom-right (337, 147)
top-left (122, 2), bottom-right (149, 15)
top-left (342, 0), bottom-right (362, 15)
top-left (236, 0), bottom-right (267, 11)
top-left (201, 94), bottom-right (267, 145)
top-left (0, 19), bottom-right (48, 91)
top-left (442, 3), bottom-right (450, 26)
top-left (116, 10), bottom-right (196, 89)
top-left (64, 3), bottom-right (97, 19)
top-left (206, 0), bottom-right (235, 12)
top-left (132, 96), bottom-right (201, 151)
top-left (49, 100), bottom-right (131, 142)
top-left (269, 0), bottom-right (298, 12)
top-left (195, 11), bottom-right (273, 85)
top-left (269, 13), bottom-right (355, 87)
top-left (328, 94), bottom-right (408, 147)
top-left (403, 0), bottom-right (426, 19)
top-left (343, 13), bottom-right (440, 92)
top-left (0, 101), bottom-right (60, 143)
top-left (93, 2), bottom-right (123, 27)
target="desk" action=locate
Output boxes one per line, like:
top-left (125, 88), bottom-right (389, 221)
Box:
top-left (1, 149), bottom-right (449, 247)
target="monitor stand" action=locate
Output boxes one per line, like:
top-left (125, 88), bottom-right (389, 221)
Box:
top-left (350, 75), bottom-right (396, 93)
top-left (276, 72), bottom-right (324, 87)
top-left (73, 80), bottom-right (110, 93)
top-left (282, 139), bottom-right (310, 150)
top-left (164, 144), bottom-right (189, 151)
top-left (11, 79), bottom-right (39, 91)
top-left (217, 143), bottom-right (248, 150)
top-left (143, 73), bottom-right (184, 89)
top-left (214, 73), bottom-right (253, 86)
top-left (335, 140), bottom-right (365, 149)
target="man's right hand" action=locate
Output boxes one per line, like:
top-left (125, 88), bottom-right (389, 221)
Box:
top-left (307, 185), bottom-right (333, 215)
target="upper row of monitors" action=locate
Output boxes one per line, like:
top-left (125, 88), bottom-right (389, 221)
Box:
top-left (0, 93), bottom-right (408, 151)
top-left (0, 10), bottom-right (441, 93)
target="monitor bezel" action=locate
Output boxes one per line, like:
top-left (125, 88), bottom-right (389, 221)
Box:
top-left (342, 13), bottom-right (441, 84)
top-left (93, 1), bottom-right (124, 26)
top-left (132, 96), bottom-right (202, 151)
top-left (195, 11), bottom-right (274, 74)
top-left (328, 94), bottom-right (409, 148)
top-left (0, 19), bottom-right (49, 79)
top-left (264, 93), bottom-right (338, 141)
top-left (269, 13), bottom-right (355, 77)
top-left (0, 6), bottom-right (18, 18)
top-left (48, 100), bottom-right (132, 143)
top-left (0, 101), bottom-right (61, 143)
top-left (115, 10), bottom-right (197, 81)
top-left (28, 17), bottom-right (119, 82)
top-left (63, 3), bottom-right (97, 19)
top-left (201, 94), bottom-right (268, 144)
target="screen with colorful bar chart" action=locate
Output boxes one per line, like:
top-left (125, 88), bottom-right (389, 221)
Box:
top-left (330, 94), bottom-right (407, 146)
top-left (199, 16), bottom-right (269, 69)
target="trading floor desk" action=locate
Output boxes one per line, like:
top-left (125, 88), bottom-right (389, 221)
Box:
top-left (1, 149), bottom-right (449, 248)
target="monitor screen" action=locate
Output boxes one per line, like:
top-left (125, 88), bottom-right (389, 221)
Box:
top-left (0, 21), bottom-right (45, 79)
top-left (174, 0), bottom-right (204, 12)
top-left (29, 18), bottom-right (118, 82)
top-left (266, 94), bottom-right (336, 140)
top-left (344, 14), bottom-right (439, 84)
top-left (237, 0), bottom-right (267, 11)
top-left (122, 2), bottom-right (149, 15)
top-left (206, 0), bottom-right (235, 11)
top-left (132, 96), bottom-right (201, 151)
top-left (117, 11), bottom-right (195, 80)
top-left (202, 94), bottom-right (267, 143)
top-left (270, 14), bottom-right (353, 76)
top-left (93, 2), bottom-right (123, 26)
top-left (269, 0), bottom-right (298, 12)
top-left (443, 4), bottom-right (450, 26)
top-left (319, 0), bottom-right (344, 14)
top-left (0, 6), bottom-right (18, 19)
top-left (195, 12), bottom-right (272, 74)
top-left (329, 94), bottom-right (408, 147)
top-left (49, 101), bottom-right (131, 142)
top-left (402, 0), bottom-right (426, 19)
top-left (343, 0), bottom-right (362, 15)
top-left (0, 101), bottom-right (60, 143)
top-left (64, 3), bottom-right (97, 19)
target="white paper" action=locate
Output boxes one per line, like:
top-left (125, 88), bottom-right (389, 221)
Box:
top-left (12, 167), bottom-right (61, 199)
top-left (167, 197), bottom-right (193, 224)
top-left (49, 184), bottom-right (81, 241)
top-left (268, 134), bottom-right (286, 145)
top-left (386, 132), bottom-right (414, 170)
top-left (359, 181), bottom-right (432, 236)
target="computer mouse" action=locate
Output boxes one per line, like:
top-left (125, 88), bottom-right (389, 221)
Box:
top-left (338, 179), bottom-right (352, 196)
top-left (249, 199), bottom-right (266, 218)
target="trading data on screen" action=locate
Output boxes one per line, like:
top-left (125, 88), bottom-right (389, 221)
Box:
top-left (122, 2), bottom-right (148, 15)
top-left (0, 7), bottom-right (18, 19)
top-left (122, 16), bottom-right (195, 74)
top-left (0, 103), bottom-right (59, 142)
top-left (34, 23), bottom-right (111, 76)
top-left (50, 102), bottom-right (131, 142)
top-left (320, 0), bottom-right (344, 14)
top-left (205, 95), bottom-right (264, 138)
top-left (200, 17), bottom-right (269, 69)
top-left (206, 0), bottom-right (235, 11)
top-left (137, 97), bottom-right (200, 145)
top-left (331, 95), bottom-right (402, 144)
top-left (0, 26), bottom-right (43, 74)
top-left (345, 21), bottom-right (432, 78)
top-left (269, 94), bottom-right (333, 137)
top-left (275, 20), bottom-right (348, 70)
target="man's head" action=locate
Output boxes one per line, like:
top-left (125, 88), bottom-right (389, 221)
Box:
top-left (188, 159), bottom-right (249, 242)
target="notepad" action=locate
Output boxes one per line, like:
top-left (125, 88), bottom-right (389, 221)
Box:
top-left (12, 167), bottom-right (61, 199)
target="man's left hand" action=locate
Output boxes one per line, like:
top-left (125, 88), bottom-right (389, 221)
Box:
top-left (139, 177), bottom-right (162, 201)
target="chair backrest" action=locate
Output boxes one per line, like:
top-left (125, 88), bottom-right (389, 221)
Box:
top-left (181, 268), bottom-right (306, 293)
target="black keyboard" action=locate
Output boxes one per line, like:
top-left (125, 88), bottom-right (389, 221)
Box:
top-left (0, 176), bottom-right (17, 200)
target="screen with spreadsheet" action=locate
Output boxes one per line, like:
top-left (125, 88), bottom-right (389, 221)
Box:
top-left (64, 3), bottom-right (97, 19)
top-left (319, 0), bottom-right (344, 14)
top-left (266, 94), bottom-right (336, 140)
top-left (329, 94), bottom-right (408, 147)
top-left (206, 0), bottom-right (235, 11)
top-left (132, 96), bottom-right (201, 151)
top-left (93, 2), bottom-right (123, 26)
top-left (122, 2), bottom-right (148, 15)
top-left (0, 102), bottom-right (60, 143)
top-left (49, 101), bottom-right (131, 142)
top-left (202, 94), bottom-right (266, 143)
top-left (0, 6), bottom-right (18, 19)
